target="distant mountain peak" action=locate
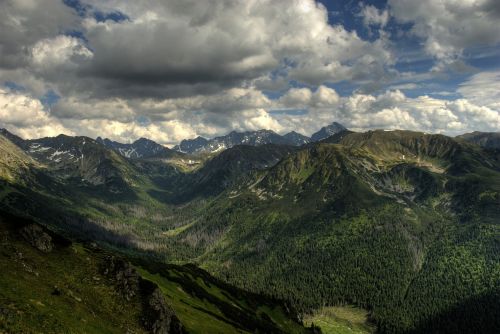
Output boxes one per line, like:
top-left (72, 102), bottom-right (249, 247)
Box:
top-left (283, 131), bottom-right (311, 145)
top-left (174, 124), bottom-right (348, 154)
top-left (97, 137), bottom-right (171, 159)
top-left (310, 122), bottom-right (347, 142)
top-left (174, 129), bottom-right (295, 154)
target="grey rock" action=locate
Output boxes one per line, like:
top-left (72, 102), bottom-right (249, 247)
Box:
top-left (143, 287), bottom-right (184, 334)
top-left (19, 224), bottom-right (53, 253)
top-left (102, 256), bottom-right (140, 300)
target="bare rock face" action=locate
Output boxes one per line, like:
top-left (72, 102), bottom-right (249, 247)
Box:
top-left (102, 256), bottom-right (140, 300)
top-left (102, 256), bottom-right (185, 333)
top-left (19, 224), bottom-right (53, 253)
top-left (142, 284), bottom-right (184, 334)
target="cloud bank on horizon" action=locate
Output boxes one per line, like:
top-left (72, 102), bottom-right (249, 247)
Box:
top-left (0, 0), bottom-right (499, 145)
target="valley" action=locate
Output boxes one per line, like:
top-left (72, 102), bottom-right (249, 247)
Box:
top-left (0, 125), bottom-right (499, 333)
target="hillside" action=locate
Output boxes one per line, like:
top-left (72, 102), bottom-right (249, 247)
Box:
top-left (0, 211), bottom-right (314, 334)
top-left (0, 135), bottom-right (37, 183)
top-left (457, 131), bottom-right (500, 149)
top-left (176, 130), bottom-right (500, 333)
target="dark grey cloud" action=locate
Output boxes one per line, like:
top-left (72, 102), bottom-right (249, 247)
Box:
top-left (14, 0), bottom-right (392, 100)
top-left (0, 0), bottom-right (77, 68)
top-left (481, 0), bottom-right (500, 18)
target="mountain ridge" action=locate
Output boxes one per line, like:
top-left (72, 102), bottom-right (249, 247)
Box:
top-left (172, 122), bottom-right (346, 154)
top-left (96, 136), bottom-right (181, 159)
top-left (457, 131), bottom-right (500, 149)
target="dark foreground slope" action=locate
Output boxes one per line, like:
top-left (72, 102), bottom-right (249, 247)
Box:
top-left (0, 211), bottom-right (314, 334)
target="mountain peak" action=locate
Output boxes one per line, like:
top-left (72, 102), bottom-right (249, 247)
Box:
top-left (176, 129), bottom-right (295, 154)
top-left (283, 131), bottom-right (311, 145)
top-left (174, 124), bottom-right (348, 154)
top-left (310, 122), bottom-right (347, 142)
top-left (98, 137), bottom-right (170, 159)
top-left (134, 137), bottom-right (155, 144)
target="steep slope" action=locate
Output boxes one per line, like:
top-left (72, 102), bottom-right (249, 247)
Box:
top-left (0, 211), bottom-right (179, 334)
top-left (0, 211), bottom-right (314, 334)
top-left (319, 129), bottom-right (354, 144)
top-left (21, 135), bottom-right (138, 190)
top-left (457, 131), bottom-right (500, 149)
top-left (172, 123), bottom-right (346, 154)
top-left (173, 144), bottom-right (298, 202)
top-left (0, 134), bottom-right (38, 183)
top-left (310, 122), bottom-right (347, 142)
top-left (0, 128), bottom-right (26, 147)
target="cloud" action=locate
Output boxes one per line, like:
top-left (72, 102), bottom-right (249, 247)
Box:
top-left (60, 118), bottom-right (197, 145)
top-left (338, 91), bottom-right (499, 134)
top-left (30, 35), bottom-right (93, 72)
top-left (0, 88), bottom-right (73, 138)
top-left (279, 85), bottom-right (339, 109)
top-left (389, 0), bottom-right (500, 63)
top-left (48, 87), bottom-right (277, 144)
top-left (359, 4), bottom-right (389, 27)
top-left (274, 87), bottom-right (499, 136)
top-left (458, 70), bottom-right (500, 109)
top-left (52, 96), bottom-right (135, 122)
top-left (1, 0), bottom-right (394, 100)
top-left (0, 0), bottom-right (77, 68)
top-left (447, 99), bottom-right (500, 130)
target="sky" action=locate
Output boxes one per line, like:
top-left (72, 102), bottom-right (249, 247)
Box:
top-left (0, 0), bottom-right (499, 145)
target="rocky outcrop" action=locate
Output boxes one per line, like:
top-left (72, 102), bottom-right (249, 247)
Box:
top-left (142, 283), bottom-right (184, 334)
top-left (19, 224), bottom-right (53, 253)
top-left (102, 256), bottom-right (185, 334)
top-left (102, 255), bottom-right (140, 300)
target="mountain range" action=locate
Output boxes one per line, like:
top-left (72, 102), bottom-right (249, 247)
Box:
top-left (96, 136), bottom-right (179, 159)
top-left (1, 124), bottom-right (499, 334)
top-left (172, 122), bottom-right (346, 154)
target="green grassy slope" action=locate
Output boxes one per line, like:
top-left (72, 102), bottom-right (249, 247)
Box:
top-left (0, 135), bottom-right (38, 183)
top-left (304, 306), bottom-right (375, 334)
top-left (0, 214), bottom-right (148, 334)
top-left (0, 211), bottom-right (314, 334)
top-left (135, 263), bottom-right (310, 334)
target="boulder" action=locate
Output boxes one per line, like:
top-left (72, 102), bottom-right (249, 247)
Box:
top-left (19, 224), bottom-right (53, 253)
